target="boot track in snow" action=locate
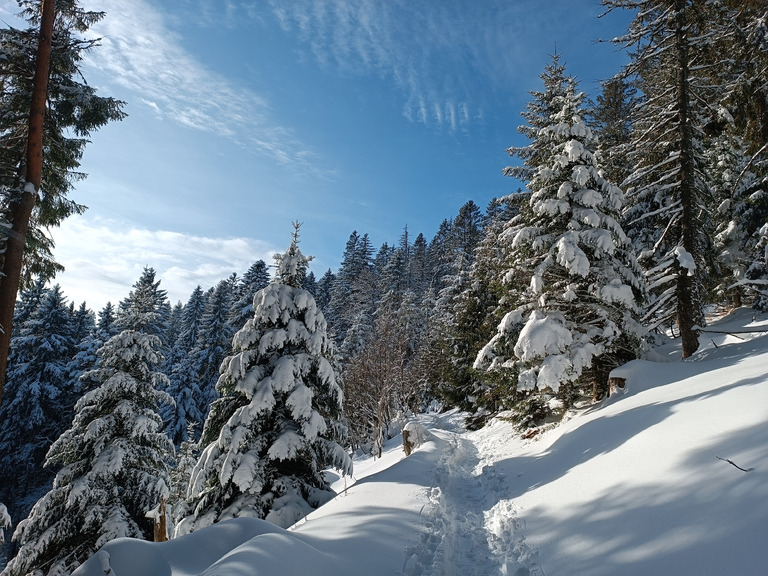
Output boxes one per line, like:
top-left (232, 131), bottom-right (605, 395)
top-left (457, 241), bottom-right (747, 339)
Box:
top-left (403, 428), bottom-right (542, 576)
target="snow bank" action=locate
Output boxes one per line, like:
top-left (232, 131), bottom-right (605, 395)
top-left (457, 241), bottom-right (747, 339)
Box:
top-left (72, 310), bottom-right (768, 576)
top-left (476, 308), bottom-right (768, 576)
top-left (73, 423), bottom-right (443, 576)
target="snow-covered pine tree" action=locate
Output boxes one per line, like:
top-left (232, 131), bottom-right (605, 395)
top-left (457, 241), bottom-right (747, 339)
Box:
top-left (709, 128), bottom-right (768, 306)
top-left (165, 301), bottom-right (184, 359)
top-left (229, 260), bottom-right (270, 329)
top-left (602, 0), bottom-right (754, 356)
top-left (64, 302), bottom-right (97, 393)
top-left (163, 286), bottom-right (206, 446)
top-left (168, 423), bottom-right (200, 534)
top-left (2, 330), bottom-right (173, 576)
top-left (66, 304), bottom-right (120, 404)
top-left (426, 219), bottom-right (455, 295)
top-left (116, 266), bottom-right (170, 342)
top-left (475, 58), bottom-right (645, 419)
top-left (191, 279), bottom-right (236, 419)
top-left (705, 2), bottom-right (768, 308)
top-left (746, 223), bottom-right (768, 310)
top-left (378, 225), bottom-right (413, 302)
top-left (435, 197), bottom-right (521, 419)
top-left (0, 285), bottom-right (77, 531)
top-left (588, 76), bottom-right (636, 187)
top-left (314, 269), bottom-right (336, 313)
top-left (301, 270), bottom-right (318, 296)
top-left (95, 302), bottom-right (119, 341)
top-left (408, 233), bottom-right (431, 299)
top-left (178, 224), bottom-right (352, 533)
top-left (715, 0), bottom-right (768, 157)
top-left (426, 201), bottom-right (488, 403)
top-left (65, 323), bottom-right (103, 402)
top-left (6, 278), bottom-right (48, 335)
top-left (452, 201), bottom-right (484, 264)
top-left (505, 52), bottom-right (571, 185)
top-left (327, 231), bottom-right (377, 349)
top-left (69, 302), bottom-right (95, 344)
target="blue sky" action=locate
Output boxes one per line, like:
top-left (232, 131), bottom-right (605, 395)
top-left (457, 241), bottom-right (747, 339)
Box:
top-left (2, 0), bottom-right (632, 310)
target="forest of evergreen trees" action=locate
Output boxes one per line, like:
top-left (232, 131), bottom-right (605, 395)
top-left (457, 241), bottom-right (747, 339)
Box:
top-left (1, 1), bottom-right (767, 574)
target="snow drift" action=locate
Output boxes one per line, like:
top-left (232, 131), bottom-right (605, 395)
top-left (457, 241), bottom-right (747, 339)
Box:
top-left (73, 308), bottom-right (768, 576)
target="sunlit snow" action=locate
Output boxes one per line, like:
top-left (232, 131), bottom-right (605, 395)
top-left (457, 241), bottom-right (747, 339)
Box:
top-left (71, 309), bottom-right (767, 576)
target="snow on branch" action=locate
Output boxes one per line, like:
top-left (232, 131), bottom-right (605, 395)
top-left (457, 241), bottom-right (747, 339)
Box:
top-left (0, 503), bottom-right (10, 544)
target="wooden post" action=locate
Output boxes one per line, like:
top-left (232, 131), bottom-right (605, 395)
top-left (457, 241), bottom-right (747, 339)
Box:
top-left (153, 498), bottom-right (167, 542)
top-left (402, 429), bottom-right (413, 456)
top-left (609, 377), bottom-right (626, 396)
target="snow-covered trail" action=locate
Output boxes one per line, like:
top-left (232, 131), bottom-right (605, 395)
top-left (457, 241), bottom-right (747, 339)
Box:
top-left (404, 414), bottom-right (541, 576)
top-left (70, 309), bottom-right (768, 576)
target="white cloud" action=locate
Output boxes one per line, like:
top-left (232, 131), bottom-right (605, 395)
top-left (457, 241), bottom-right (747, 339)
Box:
top-left (266, 0), bottom-right (485, 131)
top-left (79, 0), bottom-right (319, 170)
top-left (50, 215), bottom-right (279, 311)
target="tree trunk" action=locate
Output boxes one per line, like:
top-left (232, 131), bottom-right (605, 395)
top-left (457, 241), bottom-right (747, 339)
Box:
top-left (674, 0), bottom-right (701, 359)
top-left (0, 0), bottom-right (56, 407)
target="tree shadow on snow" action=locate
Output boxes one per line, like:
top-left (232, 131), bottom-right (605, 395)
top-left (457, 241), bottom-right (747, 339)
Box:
top-left (496, 374), bottom-right (764, 499)
top-left (513, 420), bottom-right (768, 576)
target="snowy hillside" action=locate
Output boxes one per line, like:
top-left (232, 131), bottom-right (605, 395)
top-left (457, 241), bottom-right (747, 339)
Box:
top-left (74, 309), bottom-right (768, 576)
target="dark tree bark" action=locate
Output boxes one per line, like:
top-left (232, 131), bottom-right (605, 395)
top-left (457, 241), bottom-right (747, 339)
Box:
top-left (674, 0), bottom-right (701, 358)
top-left (0, 0), bottom-right (56, 407)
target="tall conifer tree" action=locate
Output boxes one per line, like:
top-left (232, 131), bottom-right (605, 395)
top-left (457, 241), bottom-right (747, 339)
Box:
top-left (3, 330), bottom-right (173, 576)
top-left (0, 285), bottom-right (75, 533)
top-left (179, 224), bottom-right (351, 533)
top-left (602, 0), bottom-right (753, 356)
top-left (475, 56), bottom-right (645, 416)
top-left (0, 1), bottom-right (125, 400)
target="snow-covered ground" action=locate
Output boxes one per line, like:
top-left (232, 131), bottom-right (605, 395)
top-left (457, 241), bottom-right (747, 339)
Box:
top-left (74, 308), bottom-right (768, 576)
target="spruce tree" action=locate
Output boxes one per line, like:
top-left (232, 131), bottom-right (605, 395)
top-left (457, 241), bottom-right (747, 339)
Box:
top-left (746, 223), bottom-right (768, 310)
top-left (178, 224), bottom-right (351, 533)
top-left (163, 286), bottom-right (206, 445)
top-left (191, 279), bottom-right (236, 418)
top-left (7, 277), bottom-right (47, 332)
top-left (2, 330), bottom-right (173, 576)
top-left (0, 1), bottom-right (125, 401)
top-left (314, 269), bottom-right (336, 313)
top-left (95, 302), bottom-right (118, 341)
top-left (715, 0), bottom-right (768, 156)
top-left (408, 233), bottom-right (431, 299)
top-left (588, 77), bottom-right (636, 186)
top-left (0, 285), bottom-right (76, 529)
top-left (709, 129), bottom-right (768, 306)
top-left (434, 197), bottom-right (519, 418)
top-left (602, 0), bottom-right (759, 356)
top-left (116, 267), bottom-right (170, 341)
top-left (327, 231), bottom-right (376, 348)
top-left (427, 219), bottom-right (455, 295)
top-left (230, 260), bottom-right (270, 329)
top-left (475, 57), bottom-right (645, 419)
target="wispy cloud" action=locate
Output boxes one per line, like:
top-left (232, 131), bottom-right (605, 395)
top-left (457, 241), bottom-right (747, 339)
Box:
top-left (79, 0), bottom-right (321, 170)
top-left (51, 215), bottom-right (279, 311)
top-left (266, 0), bottom-right (491, 132)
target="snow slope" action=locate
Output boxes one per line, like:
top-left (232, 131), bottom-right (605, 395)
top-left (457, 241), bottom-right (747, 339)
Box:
top-left (73, 308), bottom-right (768, 576)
